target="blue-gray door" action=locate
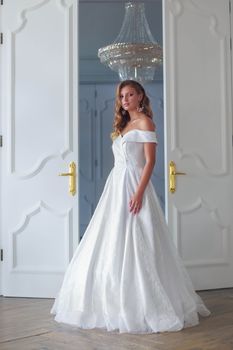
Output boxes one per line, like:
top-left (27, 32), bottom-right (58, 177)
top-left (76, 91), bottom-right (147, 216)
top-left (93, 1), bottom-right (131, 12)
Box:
top-left (79, 83), bottom-right (164, 238)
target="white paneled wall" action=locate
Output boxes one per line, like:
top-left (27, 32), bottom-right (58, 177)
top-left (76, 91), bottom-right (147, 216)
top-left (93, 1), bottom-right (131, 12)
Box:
top-left (79, 83), bottom-right (164, 238)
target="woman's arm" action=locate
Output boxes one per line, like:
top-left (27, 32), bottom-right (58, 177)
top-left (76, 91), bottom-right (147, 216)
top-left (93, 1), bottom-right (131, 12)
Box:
top-left (129, 116), bottom-right (157, 214)
top-left (129, 142), bottom-right (156, 214)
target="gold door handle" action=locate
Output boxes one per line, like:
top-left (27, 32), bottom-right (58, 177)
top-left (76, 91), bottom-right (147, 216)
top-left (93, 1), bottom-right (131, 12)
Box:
top-left (59, 161), bottom-right (76, 196)
top-left (169, 161), bottom-right (186, 193)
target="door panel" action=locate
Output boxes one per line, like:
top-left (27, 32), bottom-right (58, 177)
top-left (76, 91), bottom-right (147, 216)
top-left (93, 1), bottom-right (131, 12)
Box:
top-left (1, 0), bottom-right (78, 297)
top-left (95, 85), bottom-right (116, 202)
top-left (147, 84), bottom-right (165, 212)
top-left (163, 0), bottom-right (233, 289)
top-left (79, 85), bottom-right (96, 238)
top-left (79, 83), bottom-right (166, 239)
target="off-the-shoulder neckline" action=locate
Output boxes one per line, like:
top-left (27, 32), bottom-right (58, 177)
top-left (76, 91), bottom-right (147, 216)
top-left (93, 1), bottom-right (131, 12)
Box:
top-left (120, 129), bottom-right (156, 138)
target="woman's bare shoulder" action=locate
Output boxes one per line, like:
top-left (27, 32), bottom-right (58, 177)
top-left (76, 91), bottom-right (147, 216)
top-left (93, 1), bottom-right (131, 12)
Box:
top-left (138, 115), bottom-right (156, 131)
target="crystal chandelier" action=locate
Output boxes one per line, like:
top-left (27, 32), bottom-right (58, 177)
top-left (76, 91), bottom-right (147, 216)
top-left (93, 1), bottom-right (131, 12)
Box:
top-left (98, 2), bottom-right (163, 83)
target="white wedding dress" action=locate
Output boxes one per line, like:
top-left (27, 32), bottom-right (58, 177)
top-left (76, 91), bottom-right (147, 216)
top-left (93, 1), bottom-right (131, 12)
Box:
top-left (51, 129), bottom-right (210, 334)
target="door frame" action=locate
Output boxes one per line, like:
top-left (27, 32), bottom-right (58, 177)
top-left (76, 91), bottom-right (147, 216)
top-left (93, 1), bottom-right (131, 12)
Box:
top-left (230, 0), bottom-right (233, 141)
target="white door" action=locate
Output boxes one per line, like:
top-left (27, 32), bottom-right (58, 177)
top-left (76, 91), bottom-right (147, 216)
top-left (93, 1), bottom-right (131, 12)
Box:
top-left (163, 0), bottom-right (233, 289)
top-left (0, 0), bottom-right (78, 297)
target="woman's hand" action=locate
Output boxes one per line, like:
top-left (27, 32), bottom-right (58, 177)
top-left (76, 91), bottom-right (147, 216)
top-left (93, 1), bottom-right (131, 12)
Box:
top-left (129, 191), bottom-right (143, 215)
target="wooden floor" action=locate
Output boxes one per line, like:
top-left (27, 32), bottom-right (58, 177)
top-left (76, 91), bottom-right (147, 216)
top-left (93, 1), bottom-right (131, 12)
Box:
top-left (0, 289), bottom-right (233, 350)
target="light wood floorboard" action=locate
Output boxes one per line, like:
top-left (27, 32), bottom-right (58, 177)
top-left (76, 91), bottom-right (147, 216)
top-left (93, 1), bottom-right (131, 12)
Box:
top-left (0, 289), bottom-right (233, 350)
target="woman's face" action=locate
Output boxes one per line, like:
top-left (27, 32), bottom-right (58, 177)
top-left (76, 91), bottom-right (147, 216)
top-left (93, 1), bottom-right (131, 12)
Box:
top-left (120, 85), bottom-right (142, 112)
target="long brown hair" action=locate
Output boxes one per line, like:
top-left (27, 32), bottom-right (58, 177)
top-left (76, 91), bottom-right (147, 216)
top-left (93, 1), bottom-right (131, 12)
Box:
top-left (111, 80), bottom-right (153, 140)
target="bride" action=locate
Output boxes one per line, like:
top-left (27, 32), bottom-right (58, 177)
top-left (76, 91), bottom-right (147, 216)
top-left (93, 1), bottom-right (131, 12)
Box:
top-left (51, 79), bottom-right (210, 334)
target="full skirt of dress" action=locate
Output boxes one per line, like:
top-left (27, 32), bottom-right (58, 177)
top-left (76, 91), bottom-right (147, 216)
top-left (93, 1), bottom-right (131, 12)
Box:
top-left (51, 162), bottom-right (210, 334)
top-left (51, 130), bottom-right (210, 333)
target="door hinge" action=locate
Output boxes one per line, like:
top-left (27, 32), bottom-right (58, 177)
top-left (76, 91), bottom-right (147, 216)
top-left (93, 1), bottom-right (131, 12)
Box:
top-left (0, 249), bottom-right (3, 261)
top-left (0, 135), bottom-right (2, 147)
top-left (230, 0), bottom-right (231, 13)
top-left (0, 33), bottom-right (3, 45)
top-left (230, 36), bottom-right (232, 51)
top-left (0, 0), bottom-right (3, 5)
top-left (94, 109), bottom-right (97, 117)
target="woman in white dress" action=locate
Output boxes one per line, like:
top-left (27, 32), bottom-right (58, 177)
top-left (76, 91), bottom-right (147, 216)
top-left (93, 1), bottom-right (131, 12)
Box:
top-left (51, 80), bottom-right (210, 334)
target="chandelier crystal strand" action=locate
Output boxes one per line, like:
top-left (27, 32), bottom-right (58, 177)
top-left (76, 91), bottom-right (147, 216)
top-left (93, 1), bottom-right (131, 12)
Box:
top-left (98, 2), bottom-right (163, 83)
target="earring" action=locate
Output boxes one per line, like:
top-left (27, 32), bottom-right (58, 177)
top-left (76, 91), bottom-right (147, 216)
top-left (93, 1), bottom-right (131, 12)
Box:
top-left (137, 102), bottom-right (144, 113)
